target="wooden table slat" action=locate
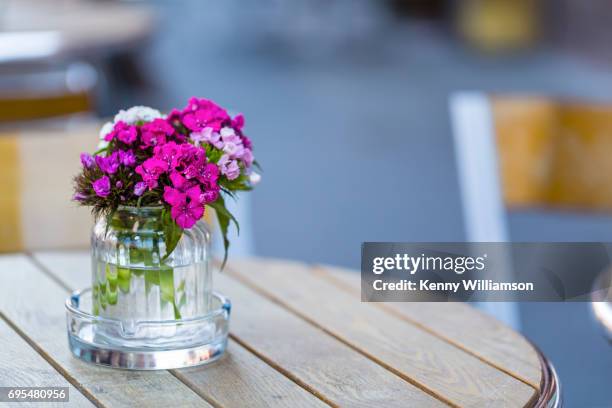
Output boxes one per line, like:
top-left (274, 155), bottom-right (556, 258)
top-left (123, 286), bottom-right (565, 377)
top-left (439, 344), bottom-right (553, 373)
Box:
top-left (0, 317), bottom-right (94, 407)
top-left (228, 258), bottom-right (538, 408)
top-left (32, 251), bottom-right (332, 408)
top-left (0, 255), bottom-right (210, 408)
top-left (213, 272), bottom-right (446, 408)
top-left (317, 263), bottom-right (543, 389)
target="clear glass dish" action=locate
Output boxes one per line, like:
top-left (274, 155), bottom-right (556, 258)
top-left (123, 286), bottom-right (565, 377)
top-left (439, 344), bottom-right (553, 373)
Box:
top-left (65, 288), bottom-right (230, 370)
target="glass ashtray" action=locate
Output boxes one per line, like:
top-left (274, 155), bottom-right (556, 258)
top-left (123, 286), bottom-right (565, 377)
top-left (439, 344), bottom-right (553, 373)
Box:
top-left (65, 288), bottom-right (230, 370)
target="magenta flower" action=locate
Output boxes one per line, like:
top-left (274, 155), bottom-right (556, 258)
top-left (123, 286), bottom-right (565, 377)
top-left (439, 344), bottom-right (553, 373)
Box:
top-left (80, 153), bottom-right (95, 168)
top-left (168, 186), bottom-right (204, 228)
top-left (181, 98), bottom-right (229, 132)
top-left (92, 176), bottom-right (111, 197)
top-left (169, 171), bottom-right (193, 190)
top-left (95, 152), bottom-right (120, 174)
top-left (201, 185), bottom-right (219, 203)
top-left (135, 157), bottom-right (168, 189)
top-left (232, 113), bottom-right (245, 131)
top-left (185, 159), bottom-right (219, 187)
top-left (114, 121), bottom-right (138, 144)
top-left (134, 182), bottom-right (147, 196)
top-left (75, 98), bottom-right (258, 238)
top-left (241, 135), bottom-right (252, 150)
top-left (153, 142), bottom-right (181, 169)
top-left (141, 118), bottom-right (174, 147)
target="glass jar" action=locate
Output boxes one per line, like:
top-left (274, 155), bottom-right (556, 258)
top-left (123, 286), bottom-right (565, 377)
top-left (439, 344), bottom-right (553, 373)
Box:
top-left (91, 206), bottom-right (212, 324)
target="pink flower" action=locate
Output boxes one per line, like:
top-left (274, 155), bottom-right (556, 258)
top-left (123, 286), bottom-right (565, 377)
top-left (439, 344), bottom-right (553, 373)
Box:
top-left (167, 186), bottom-right (205, 228)
top-left (113, 121), bottom-right (138, 144)
top-left (135, 157), bottom-right (168, 189)
top-left (218, 154), bottom-right (241, 180)
top-left (92, 176), bottom-right (111, 197)
top-left (95, 152), bottom-right (120, 174)
top-left (190, 127), bottom-right (223, 148)
top-left (141, 118), bottom-right (174, 147)
top-left (241, 148), bottom-right (254, 167)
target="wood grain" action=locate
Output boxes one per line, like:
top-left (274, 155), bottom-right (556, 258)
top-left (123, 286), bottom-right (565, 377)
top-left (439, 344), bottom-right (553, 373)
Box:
top-left (214, 271), bottom-right (446, 408)
top-left (33, 251), bottom-right (332, 408)
top-left (228, 258), bottom-right (538, 408)
top-left (0, 317), bottom-right (93, 407)
top-left (0, 254), bottom-right (209, 408)
top-left (174, 339), bottom-right (329, 408)
top-left (317, 263), bottom-right (543, 389)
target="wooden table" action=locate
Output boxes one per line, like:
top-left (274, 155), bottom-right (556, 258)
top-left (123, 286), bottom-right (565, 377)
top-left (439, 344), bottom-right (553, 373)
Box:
top-left (0, 251), bottom-right (559, 407)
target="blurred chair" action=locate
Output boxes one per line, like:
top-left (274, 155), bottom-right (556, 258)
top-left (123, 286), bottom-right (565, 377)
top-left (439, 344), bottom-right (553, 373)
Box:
top-left (0, 122), bottom-right (99, 252)
top-left (450, 92), bottom-right (612, 335)
top-left (0, 61), bottom-right (99, 252)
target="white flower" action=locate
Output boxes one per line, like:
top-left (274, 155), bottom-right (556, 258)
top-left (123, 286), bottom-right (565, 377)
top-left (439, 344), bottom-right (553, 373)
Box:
top-left (249, 172), bottom-right (261, 185)
top-left (113, 106), bottom-right (163, 125)
top-left (220, 127), bottom-right (235, 139)
top-left (99, 121), bottom-right (114, 140)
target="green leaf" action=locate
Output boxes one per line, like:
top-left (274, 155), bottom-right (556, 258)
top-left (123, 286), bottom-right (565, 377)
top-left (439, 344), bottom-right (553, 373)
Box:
top-left (207, 195), bottom-right (240, 270)
top-left (253, 160), bottom-right (263, 171)
top-left (117, 267), bottom-right (131, 293)
top-left (220, 174), bottom-right (252, 192)
top-left (159, 264), bottom-right (181, 319)
top-left (161, 208), bottom-right (183, 261)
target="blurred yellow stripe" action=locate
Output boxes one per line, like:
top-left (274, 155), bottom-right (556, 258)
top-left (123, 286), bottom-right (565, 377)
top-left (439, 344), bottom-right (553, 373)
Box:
top-left (0, 134), bottom-right (22, 251)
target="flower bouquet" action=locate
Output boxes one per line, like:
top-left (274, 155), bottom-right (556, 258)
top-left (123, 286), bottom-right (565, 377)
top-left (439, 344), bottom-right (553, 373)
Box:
top-left (67, 98), bottom-right (259, 369)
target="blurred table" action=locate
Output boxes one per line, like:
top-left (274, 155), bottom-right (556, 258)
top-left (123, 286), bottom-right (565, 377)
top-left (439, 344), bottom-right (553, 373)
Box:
top-left (0, 1), bottom-right (154, 66)
top-left (0, 252), bottom-right (560, 407)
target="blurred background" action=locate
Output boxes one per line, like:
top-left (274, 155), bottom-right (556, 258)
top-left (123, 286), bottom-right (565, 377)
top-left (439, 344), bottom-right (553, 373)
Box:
top-left (1, 0), bottom-right (611, 405)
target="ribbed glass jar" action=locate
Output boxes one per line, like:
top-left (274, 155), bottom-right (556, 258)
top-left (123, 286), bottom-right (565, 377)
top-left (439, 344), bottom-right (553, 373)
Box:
top-left (91, 206), bottom-right (212, 323)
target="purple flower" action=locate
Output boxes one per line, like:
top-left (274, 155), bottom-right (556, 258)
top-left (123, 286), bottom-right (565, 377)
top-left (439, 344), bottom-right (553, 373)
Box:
top-left (118, 149), bottom-right (136, 167)
top-left (92, 176), bottom-right (111, 197)
top-left (80, 153), bottom-right (95, 169)
top-left (134, 182), bottom-right (147, 196)
top-left (95, 153), bottom-right (120, 174)
top-left (72, 192), bottom-right (87, 201)
top-left (218, 154), bottom-right (241, 180)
